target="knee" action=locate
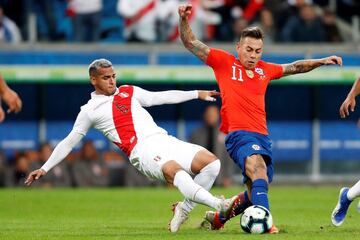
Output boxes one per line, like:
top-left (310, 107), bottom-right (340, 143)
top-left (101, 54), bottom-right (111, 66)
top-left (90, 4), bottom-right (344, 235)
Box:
top-left (162, 161), bottom-right (183, 185)
top-left (202, 159), bottom-right (221, 178)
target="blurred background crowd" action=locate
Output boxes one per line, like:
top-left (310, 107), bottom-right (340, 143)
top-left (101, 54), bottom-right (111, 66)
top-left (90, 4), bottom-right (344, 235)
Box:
top-left (0, 0), bottom-right (359, 44)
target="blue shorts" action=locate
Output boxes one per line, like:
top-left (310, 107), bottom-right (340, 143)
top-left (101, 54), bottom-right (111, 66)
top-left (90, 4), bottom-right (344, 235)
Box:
top-left (225, 130), bottom-right (274, 184)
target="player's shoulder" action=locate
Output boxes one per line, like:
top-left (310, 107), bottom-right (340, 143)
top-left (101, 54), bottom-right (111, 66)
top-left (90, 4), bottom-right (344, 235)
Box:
top-left (210, 48), bottom-right (235, 59)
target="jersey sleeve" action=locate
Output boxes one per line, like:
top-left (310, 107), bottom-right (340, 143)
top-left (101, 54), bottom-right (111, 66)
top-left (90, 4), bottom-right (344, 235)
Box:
top-left (265, 62), bottom-right (284, 80)
top-left (206, 48), bottom-right (232, 69)
top-left (72, 108), bottom-right (92, 136)
top-left (41, 131), bottom-right (84, 172)
top-left (132, 86), bottom-right (198, 107)
top-left (41, 109), bottom-right (91, 172)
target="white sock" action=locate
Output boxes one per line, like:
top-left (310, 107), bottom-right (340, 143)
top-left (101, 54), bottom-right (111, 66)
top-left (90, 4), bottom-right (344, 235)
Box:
top-left (181, 160), bottom-right (221, 213)
top-left (347, 180), bottom-right (360, 201)
top-left (173, 170), bottom-right (221, 210)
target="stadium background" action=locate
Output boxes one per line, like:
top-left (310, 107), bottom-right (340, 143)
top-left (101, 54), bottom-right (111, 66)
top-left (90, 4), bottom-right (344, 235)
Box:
top-left (0, 0), bottom-right (360, 186)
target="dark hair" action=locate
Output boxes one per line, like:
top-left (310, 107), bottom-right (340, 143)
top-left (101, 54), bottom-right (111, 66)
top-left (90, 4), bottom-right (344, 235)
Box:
top-left (88, 58), bottom-right (113, 76)
top-left (239, 26), bottom-right (264, 41)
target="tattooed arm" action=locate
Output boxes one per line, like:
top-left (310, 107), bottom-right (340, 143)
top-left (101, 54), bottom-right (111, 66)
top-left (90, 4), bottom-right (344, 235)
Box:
top-left (281, 55), bottom-right (342, 76)
top-left (178, 4), bottom-right (210, 62)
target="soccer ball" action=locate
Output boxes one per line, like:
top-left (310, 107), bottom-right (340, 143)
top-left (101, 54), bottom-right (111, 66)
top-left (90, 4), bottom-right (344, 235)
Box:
top-left (240, 205), bottom-right (273, 234)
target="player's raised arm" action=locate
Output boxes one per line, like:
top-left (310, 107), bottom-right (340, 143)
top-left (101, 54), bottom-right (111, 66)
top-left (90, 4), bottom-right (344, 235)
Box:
top-left (281, 55), bottom-right (342, 77)
top-left (339, 77), bottom-right (360, 118)
top-left (178, 4), bottom-right (210, 62)
top-left (133, 86), bottom-right (220, 107)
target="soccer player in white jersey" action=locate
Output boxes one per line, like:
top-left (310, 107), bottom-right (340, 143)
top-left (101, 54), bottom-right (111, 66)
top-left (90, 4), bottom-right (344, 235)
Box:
top-left (25, 59), bottom-right (239, 233)
top-left (331, 76), bottom-right (360, 226)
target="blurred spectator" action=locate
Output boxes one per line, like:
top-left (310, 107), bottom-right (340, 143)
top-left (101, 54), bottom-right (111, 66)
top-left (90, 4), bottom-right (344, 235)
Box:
top-left (0, 0), bottom-right (29, 40)
top-left (189, 105), bottom-right (234, 187)
top-left (68, 0), bottom-right (102, 42)
top-left (30, 143), bottom-right (72, 187)
top-left (281, 4), bottom-right (326, 42)
top-left (322, 8), bottom-right (343, 42)
top-left (159, 0), bottom-right (220, 42)
top-left (33, 0), bottom-right (60, 41)
top-left (117, 0), bottom-right (158, 42)
top-left (251, 8), bottom-right (276, 43)
top-left (10, 153), bottom-right (29, 187)
top-left (274, 0), bottom-right (312, 40)
top-left (0, 6), bottom-right (22, 44)
top-left (72, 140), bottom-right (108, 187)
top-left (233, 16), bottom-right (249, 41)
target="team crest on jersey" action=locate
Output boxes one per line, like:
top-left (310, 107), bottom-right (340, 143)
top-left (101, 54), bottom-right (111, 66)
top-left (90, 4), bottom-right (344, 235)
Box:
top-left (118, 92), bottom-right (129, 98)
top-left (252, 144), bottom-right (261, 150)
top-left (255, 68), bottom-right (264, 75)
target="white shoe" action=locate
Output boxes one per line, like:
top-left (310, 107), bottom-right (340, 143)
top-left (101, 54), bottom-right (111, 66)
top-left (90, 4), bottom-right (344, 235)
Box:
top-left (169, 202), bottom-right (188, 233)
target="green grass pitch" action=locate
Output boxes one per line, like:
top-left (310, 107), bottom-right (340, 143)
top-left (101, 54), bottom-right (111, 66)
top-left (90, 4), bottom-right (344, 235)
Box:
top-left (0, 186), bottom-right (359, 239)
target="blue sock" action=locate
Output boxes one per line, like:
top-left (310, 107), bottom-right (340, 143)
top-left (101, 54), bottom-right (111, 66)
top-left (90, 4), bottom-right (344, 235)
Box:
top-left (251, 179), bottom-right (269, 210)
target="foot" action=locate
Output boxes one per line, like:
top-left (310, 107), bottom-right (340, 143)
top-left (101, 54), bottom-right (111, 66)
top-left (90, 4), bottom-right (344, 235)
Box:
top-left (201, 195), bottom-right (240, 230)
top-left (331, 187), bottom-right (352, 226)
top-left (268, 224), bottom-right (279, 234)
top-left (219, 195), bottom-right (240, 220)
top-left (168, 202), bottom-right (189, 233)
top-left (201, 211), bottom-right (224, 230)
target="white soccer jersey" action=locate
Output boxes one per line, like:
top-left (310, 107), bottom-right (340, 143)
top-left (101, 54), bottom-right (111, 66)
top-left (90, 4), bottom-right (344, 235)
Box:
top-left (41, 85), bottom-right (198, 172)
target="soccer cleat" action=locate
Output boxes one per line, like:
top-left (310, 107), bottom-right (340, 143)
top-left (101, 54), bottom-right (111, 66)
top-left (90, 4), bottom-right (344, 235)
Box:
top-left (331, 187), bottom-right (352, 226)
top-left (169, 202), bottom-right (188, 233)
top-left (202, 211), bottom-right (224, 230)
top-left (201, 195), bottom-right (240, 230)
top-left (268, 224), bottom-right (279, 234)
top-left (219, 195), bottom-right (240, 220)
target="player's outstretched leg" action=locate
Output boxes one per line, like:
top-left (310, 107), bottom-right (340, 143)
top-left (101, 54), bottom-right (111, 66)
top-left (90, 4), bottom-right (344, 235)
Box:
top-left (170, 160), bottom-right (220, 232)
top-left (331, 187), bottom-right (352, 226)
top-left (168, 168), bottom-right (238, 232)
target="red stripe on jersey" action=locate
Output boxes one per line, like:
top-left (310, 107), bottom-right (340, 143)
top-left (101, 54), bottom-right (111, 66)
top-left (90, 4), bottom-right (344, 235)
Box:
top-left (112, 85), bottom-right (138, 156)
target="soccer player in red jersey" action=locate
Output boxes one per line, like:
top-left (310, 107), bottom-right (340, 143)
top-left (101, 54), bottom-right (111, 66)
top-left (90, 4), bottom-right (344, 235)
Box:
top-left (178, 4), bottom-right (342, 233)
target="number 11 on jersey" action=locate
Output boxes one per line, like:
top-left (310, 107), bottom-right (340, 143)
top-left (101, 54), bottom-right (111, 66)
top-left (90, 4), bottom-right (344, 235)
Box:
top-left (231, 65), bottom-right (243, 82)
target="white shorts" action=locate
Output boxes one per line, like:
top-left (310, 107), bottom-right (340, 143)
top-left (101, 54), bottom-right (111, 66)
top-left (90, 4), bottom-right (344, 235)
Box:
top-left (129, 134), bottom-right (205, 181)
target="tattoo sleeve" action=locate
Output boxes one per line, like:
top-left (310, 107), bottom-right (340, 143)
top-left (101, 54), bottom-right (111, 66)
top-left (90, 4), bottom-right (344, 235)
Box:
top-left (282, 59), bottom-right (324, 76)
top-left (179, 17), bottom-right (210, 62)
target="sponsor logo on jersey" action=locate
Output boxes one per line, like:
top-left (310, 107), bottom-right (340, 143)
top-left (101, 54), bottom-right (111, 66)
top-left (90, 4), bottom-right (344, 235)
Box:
top-left (252, 144), bottom-right (261, 150)
top-left (118, 92), bottom-right (129, 98)
top-left (153, 155), bottom-right (162, 162)
top-left (255, 68), bottom-right (264, 75)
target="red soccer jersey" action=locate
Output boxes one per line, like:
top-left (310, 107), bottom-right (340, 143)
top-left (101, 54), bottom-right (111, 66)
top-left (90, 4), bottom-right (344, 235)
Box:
top-left (206, 48), bottom-right (283, 135)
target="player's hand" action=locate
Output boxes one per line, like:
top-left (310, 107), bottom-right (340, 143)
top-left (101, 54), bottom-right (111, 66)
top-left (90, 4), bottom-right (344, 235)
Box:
top-left (322, 55), bottom-right (342, 66)
top-left (339, 95), bottom-right (356, 118)
top-left (25, 169), bottom-right (47, 186)
top-left (198, 90), bottom-right (220, 102)
top-left (0, 106), bottom-right (5, 122)
top-left (178, 4), bottom-right (192, 19)
top-left (2, 88), bottom-right (22, 114)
